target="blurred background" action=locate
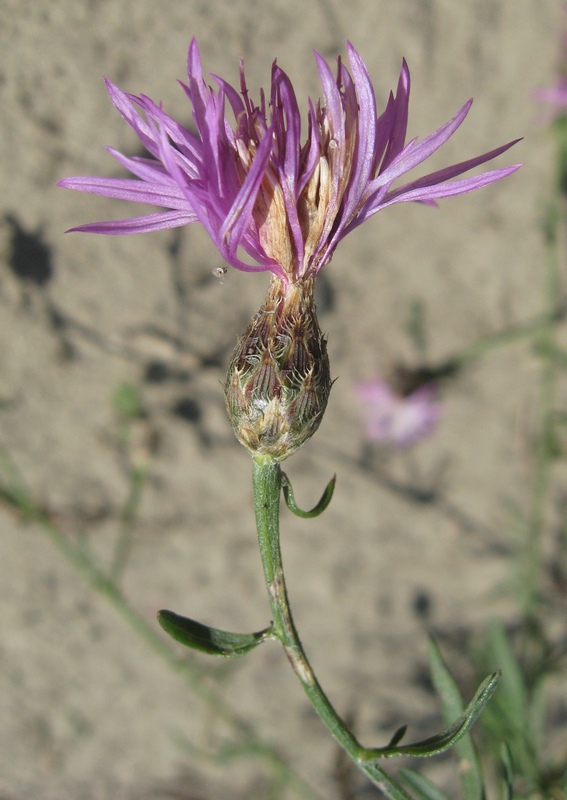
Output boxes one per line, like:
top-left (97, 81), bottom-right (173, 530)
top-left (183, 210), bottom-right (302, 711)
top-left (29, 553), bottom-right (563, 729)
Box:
top-left (1, 1), bottom-right (565, 798)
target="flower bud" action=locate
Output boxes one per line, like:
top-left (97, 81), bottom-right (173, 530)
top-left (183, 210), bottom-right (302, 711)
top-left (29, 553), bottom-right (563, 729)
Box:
top-left (224, 278), bottom-right (331, 460)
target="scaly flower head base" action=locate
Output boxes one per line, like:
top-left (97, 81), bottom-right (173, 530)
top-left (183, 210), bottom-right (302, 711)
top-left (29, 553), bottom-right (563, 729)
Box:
top-left (224, 277), bottom-right (331, 460)
top-left (58, 40), bottom-right (521, 286)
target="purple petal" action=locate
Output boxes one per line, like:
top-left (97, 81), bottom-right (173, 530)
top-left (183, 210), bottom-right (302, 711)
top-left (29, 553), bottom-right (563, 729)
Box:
top-left (151, 116), bottom-right (218, 241)
top-left (211, 73), bottom-right (246, 120)
top-left (384, 164), bottom-right (522, 204)
top-left (65, 210), bottom-right (197, 234)
top-left (57, 175), bottom-right (189, 209)
top-left (297, 100), bottom-right (321, 196)
top-left (347, 163), bottom-right (521, 233)
top-left (104, 79), bottom-right (160, 159)
top-left (272, 66), bottom-right (305, 274)
top-left (314, 51), bottom-right (345, 149)
top-left (373, 92), bottom-right (396, 174)
top-left (186, 38), bottom-right (210, 109)
top-left (375, 100), bottom-right (474, 192)
top-left (219, 125), bottom-right (273, 245)
top-left (340, 42), bottom-right (377, 220)
top-left (379, 59), bottom-right (411, 172)
top-left (105, 148), bottom-right (171, 183)
top-left (132, 94), bottom-right (202, 169)
top-left (385, 138), bottom-right (523, 198)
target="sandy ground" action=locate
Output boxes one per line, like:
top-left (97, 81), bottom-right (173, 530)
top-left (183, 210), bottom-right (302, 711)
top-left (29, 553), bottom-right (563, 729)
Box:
top-left (0, 0), bottom-right (564, 798)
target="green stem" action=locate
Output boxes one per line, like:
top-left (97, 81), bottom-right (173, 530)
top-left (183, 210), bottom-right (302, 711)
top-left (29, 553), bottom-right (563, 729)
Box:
top-left (252, 456), bottom-right (415, 800)
top-left (449, 307), bottom-right (565, 370)
top-left (110, 465), bottom-right (147, 582)
top-left (253, 457), bottom-right (360, 749)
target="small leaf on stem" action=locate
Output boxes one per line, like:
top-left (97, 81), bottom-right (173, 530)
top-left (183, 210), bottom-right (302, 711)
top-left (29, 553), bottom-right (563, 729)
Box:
top-left (427, 637), bottom-right (486, 800)
top-left (158, 609), bottom-right (275, 656)
top-left (387, 725), bottom-right (408, 748)
top-left (281, 472), bottom-right (336, 518)
top-left (361, 670), bottom-right (501, 760)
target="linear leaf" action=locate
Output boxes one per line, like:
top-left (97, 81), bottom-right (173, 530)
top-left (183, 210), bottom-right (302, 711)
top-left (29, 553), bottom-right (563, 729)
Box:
top-left (399, 769), bottom-right (453, 800)
top-left (427, 638), bottom-right (486, 800)
top-left (281, 472), bottom-right (336, 518)
top-left (158, 609), bottom-right (274, 656)
top-left (362, 670), bottom-right (500, 759)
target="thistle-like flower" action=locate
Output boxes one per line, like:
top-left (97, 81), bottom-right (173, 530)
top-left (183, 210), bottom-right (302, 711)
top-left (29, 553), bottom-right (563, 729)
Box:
top-left (59, 39), bottom-right (520, 285)
top-left (58, 40), bottom-right (520, 458)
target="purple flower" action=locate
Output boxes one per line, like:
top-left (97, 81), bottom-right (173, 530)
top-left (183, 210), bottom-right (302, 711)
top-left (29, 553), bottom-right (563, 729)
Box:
top-left (356, 378), bottom-right (442, 449)
top-left (58, 39), bottom-right (521, 285)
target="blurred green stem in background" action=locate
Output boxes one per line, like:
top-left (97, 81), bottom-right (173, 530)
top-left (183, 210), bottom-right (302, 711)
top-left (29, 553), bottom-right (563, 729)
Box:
top-left (0, 443), bottom-right (324, 800)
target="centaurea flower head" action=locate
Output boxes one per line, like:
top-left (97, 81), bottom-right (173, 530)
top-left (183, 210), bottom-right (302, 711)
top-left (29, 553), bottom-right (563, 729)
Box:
top-left (58, 40), bottom-right (520, 459)
top-left (58, 39), bottom-right (520, 287)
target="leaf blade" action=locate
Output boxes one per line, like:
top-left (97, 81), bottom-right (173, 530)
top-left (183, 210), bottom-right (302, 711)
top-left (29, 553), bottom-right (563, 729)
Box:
top-left (427, 637), bottom-right (486, 800)
top-left (281, 472), bottom-right (336, 518)
top-left (362, 669), bottom-right (500, 759)
top-left (158, 609), bottom-right (274, 656)
top-left (399, 769), bottom-right (453, 800)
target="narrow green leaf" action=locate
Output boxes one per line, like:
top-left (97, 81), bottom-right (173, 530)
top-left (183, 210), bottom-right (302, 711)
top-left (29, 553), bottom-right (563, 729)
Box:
top-left (427, 638), bottom-right (486, 800)
top-left (400, 769), bottom-right (453, 800)
top-left (485, 621), bottom-right (528, 723)
top-left (158, 609), bottom-right (274, 656)
top-left (281, 472), bottom-right (336, 518)
top-left (361, 670), bottom-right (500, 760)
top-left (500, 742), bottom-right (514, 800)
top-left (387, 724), bottom-right (408, 748)
top-left (427, 638), bottom-right (467, 720)
top-left (476, 621), bottom-right (540, 785)
top-left (361, 761), bottom-right (418, 800)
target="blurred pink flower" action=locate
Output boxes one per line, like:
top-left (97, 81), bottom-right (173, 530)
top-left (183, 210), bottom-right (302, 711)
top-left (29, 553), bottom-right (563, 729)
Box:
top-left (533, 10), bottom-right (567, 120)
top-left (356, 378), bottom-right (442, 448)
top-left (533, 82), bottom-right (567, 112)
